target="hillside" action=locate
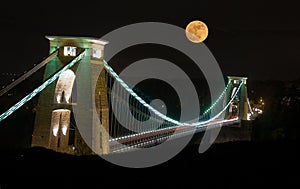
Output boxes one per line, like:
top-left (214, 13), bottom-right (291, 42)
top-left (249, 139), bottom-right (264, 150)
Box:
top-left (0, 140), bottom-right (299, 188)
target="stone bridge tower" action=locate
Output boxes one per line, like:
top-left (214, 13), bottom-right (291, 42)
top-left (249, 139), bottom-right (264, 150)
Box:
top-left (31, 36), bottom-right (110, 155)
top-left (226, 76), bottom-right (251, 122)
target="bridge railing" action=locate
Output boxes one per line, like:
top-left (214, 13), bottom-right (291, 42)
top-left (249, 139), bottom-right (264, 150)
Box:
top-left (103, 60), bottom-right (244, 151)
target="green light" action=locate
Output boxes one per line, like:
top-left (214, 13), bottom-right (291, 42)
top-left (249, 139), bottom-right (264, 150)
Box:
top-left (104, 60), bottom-right (243, 128)
top-left (202, 81), bottom-right (231, 116)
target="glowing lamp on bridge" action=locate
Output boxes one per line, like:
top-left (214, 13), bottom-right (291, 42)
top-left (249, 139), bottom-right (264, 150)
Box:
top-left (254, 108), bottom-right (263, 114)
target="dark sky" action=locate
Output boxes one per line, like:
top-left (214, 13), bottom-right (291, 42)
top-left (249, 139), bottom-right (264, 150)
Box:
top-left (1, 0), bottom-right (300, 81)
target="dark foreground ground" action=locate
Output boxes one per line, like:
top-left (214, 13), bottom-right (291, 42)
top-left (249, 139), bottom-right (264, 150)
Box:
top-left (0, 140), bottom-right (299, 188)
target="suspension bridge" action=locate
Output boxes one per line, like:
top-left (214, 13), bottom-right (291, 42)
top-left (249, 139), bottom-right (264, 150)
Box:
top-left (0, 36), bottom-right (253, 155)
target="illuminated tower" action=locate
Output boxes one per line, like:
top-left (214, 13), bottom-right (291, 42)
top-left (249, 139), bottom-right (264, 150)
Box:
top-left (31, 36), bottom-right (110, 155)
top-left (226, 76), bottom-right (251, 122)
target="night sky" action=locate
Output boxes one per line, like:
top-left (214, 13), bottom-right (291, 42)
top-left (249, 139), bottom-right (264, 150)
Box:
top-left (0, 1), bottom-right (300, 185)
top-left (0, 0), bottom-right (299, 81)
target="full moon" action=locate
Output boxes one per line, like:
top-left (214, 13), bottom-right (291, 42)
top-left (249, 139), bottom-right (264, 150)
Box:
top-left (185, 20), bottom-right (209, 43)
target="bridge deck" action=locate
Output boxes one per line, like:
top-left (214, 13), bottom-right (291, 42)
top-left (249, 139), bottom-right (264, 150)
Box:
top-left (110, 117), bottom-right (240, 153)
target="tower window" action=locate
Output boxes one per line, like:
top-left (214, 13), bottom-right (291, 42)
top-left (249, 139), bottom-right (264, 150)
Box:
top-left (64, 46), bottom-right (76, 56)
top-left (92, 48), bottom-right (102, 59)
top-left (233, 80), bottom-right (240, 84)
top-left (99, 132), bottom-right (102, 149)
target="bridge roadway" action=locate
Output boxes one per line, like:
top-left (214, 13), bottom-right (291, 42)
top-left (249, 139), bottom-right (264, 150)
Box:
top-left (109, 116), bottom-right (240, 153)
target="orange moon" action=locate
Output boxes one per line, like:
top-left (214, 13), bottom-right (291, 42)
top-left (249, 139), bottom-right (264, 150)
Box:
top-left (185, 20), bottom-right (209, 43)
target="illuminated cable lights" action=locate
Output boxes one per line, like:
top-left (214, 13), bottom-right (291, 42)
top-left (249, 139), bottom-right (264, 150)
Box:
top-left (202, 80), bottom-right (231, 116)
top-left (0, 51), bottom-right (85, 123)
top-left (104, 60), bottom-right (243, 129)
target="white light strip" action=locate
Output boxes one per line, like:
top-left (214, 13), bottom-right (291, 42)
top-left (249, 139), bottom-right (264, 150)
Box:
top-left (104, 60), bottom-right (243, 128)
top-left (191, 82), bottom-right (243, 126)
top-left (0, 50), bottom-right (85, 122)
top-left (104, 60), bottom-right (183, 126)
top-left (202, 80), bottom-right (231, 116)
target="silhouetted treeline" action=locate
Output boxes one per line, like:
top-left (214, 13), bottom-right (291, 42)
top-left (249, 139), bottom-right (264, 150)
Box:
top-left (249, 79), bottom-right (300, 141)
